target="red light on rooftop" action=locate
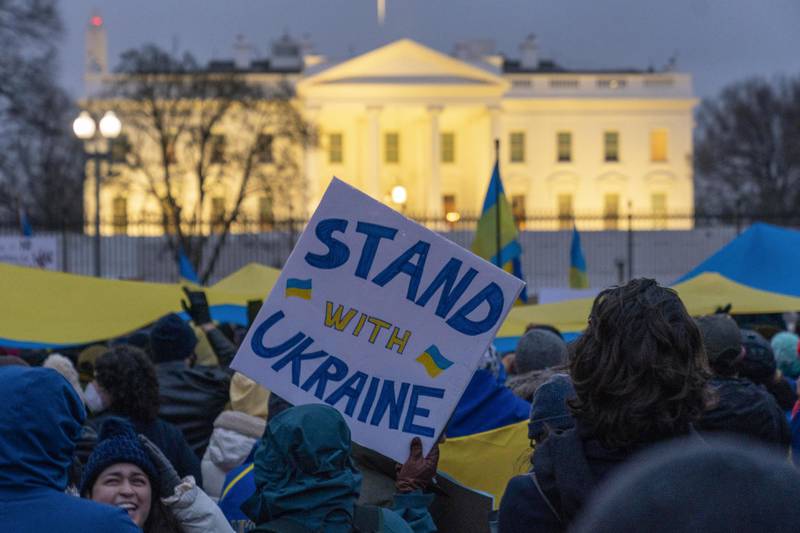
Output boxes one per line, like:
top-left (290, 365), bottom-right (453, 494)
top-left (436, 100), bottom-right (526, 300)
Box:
top-left (90, 15), bottom-right (103, 27)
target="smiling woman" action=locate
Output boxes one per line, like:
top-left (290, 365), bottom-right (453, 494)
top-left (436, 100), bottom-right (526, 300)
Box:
top-left (90, 463), bottom-right (153, 527)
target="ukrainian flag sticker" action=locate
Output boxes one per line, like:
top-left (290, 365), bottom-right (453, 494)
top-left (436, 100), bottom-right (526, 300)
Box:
top-left (285, 278), bottom-right (312, 300)
top-left (416, 345), bottom-right (454, 378)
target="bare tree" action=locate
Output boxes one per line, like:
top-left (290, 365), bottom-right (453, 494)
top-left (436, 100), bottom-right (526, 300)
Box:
top-left (104, 45), bottom-right (314, 283)
top-left (695, 76), bottom-right (800, 216)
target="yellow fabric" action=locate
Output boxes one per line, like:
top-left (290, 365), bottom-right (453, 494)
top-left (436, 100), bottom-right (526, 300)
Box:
top-left (439, 420), bottom-right (531, 509)
top-left (498, 272), bottom-right (800, 337)
top-left (193, 325), bottom-right (217, 366)
top-left (0, 262), bottom-right (274, 345)
top-left (229, 372), bottom-right (269, 419)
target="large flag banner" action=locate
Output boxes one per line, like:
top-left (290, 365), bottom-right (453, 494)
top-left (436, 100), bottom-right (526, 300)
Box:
top-left (231, 178), bottom-right (524, 461)
top-left (471, 159), bottom-right (528, 303)
top-left (569, 225), bottom-right (589, 289)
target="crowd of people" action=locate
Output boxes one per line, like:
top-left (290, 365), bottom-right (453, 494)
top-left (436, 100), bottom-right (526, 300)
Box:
top-left (3, 279), bottom-right (800, 532)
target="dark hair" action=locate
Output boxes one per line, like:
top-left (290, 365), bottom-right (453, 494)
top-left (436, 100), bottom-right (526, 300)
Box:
top-left (569, 278), bottom-right (710, 449)
top-left (143, 498), bottom-right (183, 533)
top-left (95, 345), bottom-right (160, 424)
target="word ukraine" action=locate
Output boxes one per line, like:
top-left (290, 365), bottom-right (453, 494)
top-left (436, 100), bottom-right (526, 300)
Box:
top-left (306, 219), bottom-right (505, 336)
top-left (250, 309), bottom-right (444, 438)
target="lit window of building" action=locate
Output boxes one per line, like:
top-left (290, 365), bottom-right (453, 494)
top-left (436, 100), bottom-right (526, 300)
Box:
top-left (256, 134), bottom-right (274, 163)
top-left (510, 132), bottom-right (525, 163)
top-left (557, 132), bottom-right (572, 162)
top-left (650, 129), bottom-right (668, 162)
top-left (112, 196), bottom-right (128, 235)
top-left (603, 193), bottom-right (620, 230)
top-left (210, 134), bottom-right (226, 164)
top-left (384, 132), bottom-right (399, 163)
top-left (328, 132), bottom-right (343, 163)
top-left (441, 132), bottom-right (455, 163)
top-left (604, 131), bottom-right (619, 162)
top-left (557, 193), bottom-right (573, 230)
top-left (652, 193), bottom-right (667, 229)
top-left (511, 194), bottom-right (526, 229)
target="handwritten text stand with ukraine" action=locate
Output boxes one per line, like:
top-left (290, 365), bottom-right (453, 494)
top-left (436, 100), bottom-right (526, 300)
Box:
top-left (231, 178), bottom-right (525, 462)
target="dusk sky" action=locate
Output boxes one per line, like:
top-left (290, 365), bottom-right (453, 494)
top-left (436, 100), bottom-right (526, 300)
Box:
top-left (58, 0), bottom-right (799, 99)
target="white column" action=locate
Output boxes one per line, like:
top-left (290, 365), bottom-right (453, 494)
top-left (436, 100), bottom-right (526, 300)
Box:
top-left (304, 106), bottom-right (321, 215)
top-left (427, 105), bottom-right (443, 218)
top-left (366, 105), bottom-right (382, 200)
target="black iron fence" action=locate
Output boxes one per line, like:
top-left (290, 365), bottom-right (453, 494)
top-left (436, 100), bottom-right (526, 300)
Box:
top-left (0, 212), bottom-right (794, 294)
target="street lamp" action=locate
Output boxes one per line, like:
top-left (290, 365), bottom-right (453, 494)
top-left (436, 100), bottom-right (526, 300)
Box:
top-left (390, 185), bottom-right (407, 212)
top-left (73, 110), bottom-right (121, 277)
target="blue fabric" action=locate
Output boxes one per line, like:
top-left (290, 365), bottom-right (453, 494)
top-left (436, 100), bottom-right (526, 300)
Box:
top-left (570, 226), bottom-right (587, 273)
top-left (676, 223), bottom-right (800, 295)
top-left (179, 247), bottom-right (200, 284)
top-left (219, 462), bottom-right (257, 531)
top-left (0, 366), bottom-right (139, 533)
top-left (447, 368), bottom-right (531, 438)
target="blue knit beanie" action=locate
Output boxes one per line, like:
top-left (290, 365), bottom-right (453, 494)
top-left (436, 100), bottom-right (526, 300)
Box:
top-left (80, 417), bottom-right (159, 496)
top-left (529, 373), bottom-right (576, 440)
top-left (149, 313), bottom-right (197, 363)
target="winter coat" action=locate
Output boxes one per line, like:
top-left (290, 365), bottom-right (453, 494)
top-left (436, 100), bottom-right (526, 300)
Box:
top-left (697, 376), bottom-right (791, 447)
top-left (88, 411), bottom-right (203, 485)
top-left (156, 360), bottom-right (232, 457)
top-left (506, 367), bottom-right (560, 402)
top-left (0, 366), bottom-right (139, 533)
top-left (165, 475), bottom-right (235, 533)
top-left (202, 410), bottom-right (266, 500)
top-left (499, 424), bottom-right (640, 533)
top-left (241, 405), bottom-right (435, 533)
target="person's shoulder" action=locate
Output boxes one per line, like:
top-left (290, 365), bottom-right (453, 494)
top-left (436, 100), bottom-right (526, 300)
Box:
top-left (499, 473), bottom-right (562, 533)
top-left (503, 473), bottom-right (539, 502)
top-left (54, 496), bottom-right (141, 532)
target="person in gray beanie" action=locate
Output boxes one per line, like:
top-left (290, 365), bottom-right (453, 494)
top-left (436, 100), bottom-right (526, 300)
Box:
top-left (506, 329), bottom-right (568, 401)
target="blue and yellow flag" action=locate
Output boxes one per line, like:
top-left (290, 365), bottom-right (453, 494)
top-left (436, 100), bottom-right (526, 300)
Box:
top-left (471, 159), bottom-right (528, 303)
top-left (416, 344), bottom-right (454, 378)
top-left (569, 225), bottom-right (589, 289)
top-left (285, 278), bottom-right (313, 300)
top-left (178, 247), bottom-right (200, 285)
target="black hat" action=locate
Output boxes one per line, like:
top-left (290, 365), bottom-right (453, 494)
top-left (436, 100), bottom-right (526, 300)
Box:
top-left (149, 313), bottom-right (197, 363)
top-left (695, 315), bottom-right (742, 374)
top-left (738, 329), bottom-right (776, 384)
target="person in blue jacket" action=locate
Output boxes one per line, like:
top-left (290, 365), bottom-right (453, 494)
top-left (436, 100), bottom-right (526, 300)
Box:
top-left (0, 365), bottom-right (140, 533)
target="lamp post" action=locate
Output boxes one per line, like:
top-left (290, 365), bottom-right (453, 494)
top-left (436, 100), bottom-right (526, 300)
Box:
top-left (391, 185), bottom-right (407, 214)
top-left (72, 110), bottom-right (121, 277)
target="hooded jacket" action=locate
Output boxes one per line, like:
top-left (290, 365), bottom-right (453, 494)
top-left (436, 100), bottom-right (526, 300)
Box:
top-left (201, 410), bottom-right (266, 500)
top-left (0, 366), bottom-right (140, 533)
top-left (697, 376), bottom-right (790, 447)
top-left (241, 404), bottom-right (435, 533)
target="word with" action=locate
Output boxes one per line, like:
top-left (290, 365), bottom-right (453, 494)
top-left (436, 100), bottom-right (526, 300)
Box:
top-left (324, 301), bottom-right (412, 355)
top-left (251, 310), bottom-right (445, 437)
top-left (305, 219), bottom-right (504, 337)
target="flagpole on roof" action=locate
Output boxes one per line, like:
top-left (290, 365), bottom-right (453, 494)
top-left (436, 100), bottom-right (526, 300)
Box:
top-left (494, 139), bottom-right (501, 268)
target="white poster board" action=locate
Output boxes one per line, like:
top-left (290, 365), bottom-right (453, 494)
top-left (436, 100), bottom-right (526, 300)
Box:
top-left (0, 236), bottom-right (58, 270)
top-left (232, 178), bottom-right (524, 461)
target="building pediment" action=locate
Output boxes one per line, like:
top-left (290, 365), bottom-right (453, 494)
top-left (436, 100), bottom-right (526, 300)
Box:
top-left (298, 39), bottom-right (508, 102)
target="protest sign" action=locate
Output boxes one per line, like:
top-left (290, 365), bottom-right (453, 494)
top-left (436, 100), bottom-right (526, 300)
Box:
top-left (0, 236), bottom-right (58, 270)
top-left (231, 178), bottom-right (524, 461)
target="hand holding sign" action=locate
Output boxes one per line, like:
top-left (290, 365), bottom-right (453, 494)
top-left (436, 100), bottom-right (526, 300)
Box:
top-left (231, 178), bottom-right (524, 461)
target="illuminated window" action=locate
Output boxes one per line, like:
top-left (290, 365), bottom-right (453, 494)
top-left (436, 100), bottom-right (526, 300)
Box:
top-left (557, 193), bottom-right (573, 230)
top-left (328, 133), bottom-right (343, 164)
top-left (441, 132), bottom-right (455, 163)
top-left (256, 134), bottom-right (274, 163)
top-left (650, 129), bottom-right (668, 162)
top-left (385, 132), bottom-right (399, 163)
top-left (112, 196), bottom-right (128, 235)
top-left (210, 135), bottom-right (226, 164)
top-left (110, 134), bottom-right (131, 164)
top-left (604, 131), bottom-right (619, 162)
top-left (258, 196), bottom-right (273, 231)
top-left (652, 193), bottom-right (667, 229)
top-left (442, 194), bottom-right (458, 223)
top-left (510, 132), bottom-right (525, 163)
top-left (511, 194), bottom-right (526, 229)
top-left (211, 196), bottom-right (225, 233)
top-left (603, 193), bottom-right (620, 230)
top-left (557, 132), bottom-right (572, 162)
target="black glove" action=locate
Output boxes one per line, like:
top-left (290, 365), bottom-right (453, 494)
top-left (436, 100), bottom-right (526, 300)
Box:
top-left (181, 286), bottom-right (212, 325)
top-left (139, 434), bottom-right (182, 498)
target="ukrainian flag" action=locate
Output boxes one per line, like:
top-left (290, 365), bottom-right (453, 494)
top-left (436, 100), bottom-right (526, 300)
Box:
top-left (569, 225), bottom-right (589, 289)
top-left (471, 157), bottom-right (528, 303)
top-left (285, 278), bottom-right (312, 300)
top-left (416, 345), bottom-right (454, 378)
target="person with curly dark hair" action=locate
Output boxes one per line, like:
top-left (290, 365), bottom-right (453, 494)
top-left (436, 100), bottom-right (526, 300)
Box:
top-left (499, 279), bottom-right (711, 533)
top-left (86, 345), bottom-right (202, 484)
